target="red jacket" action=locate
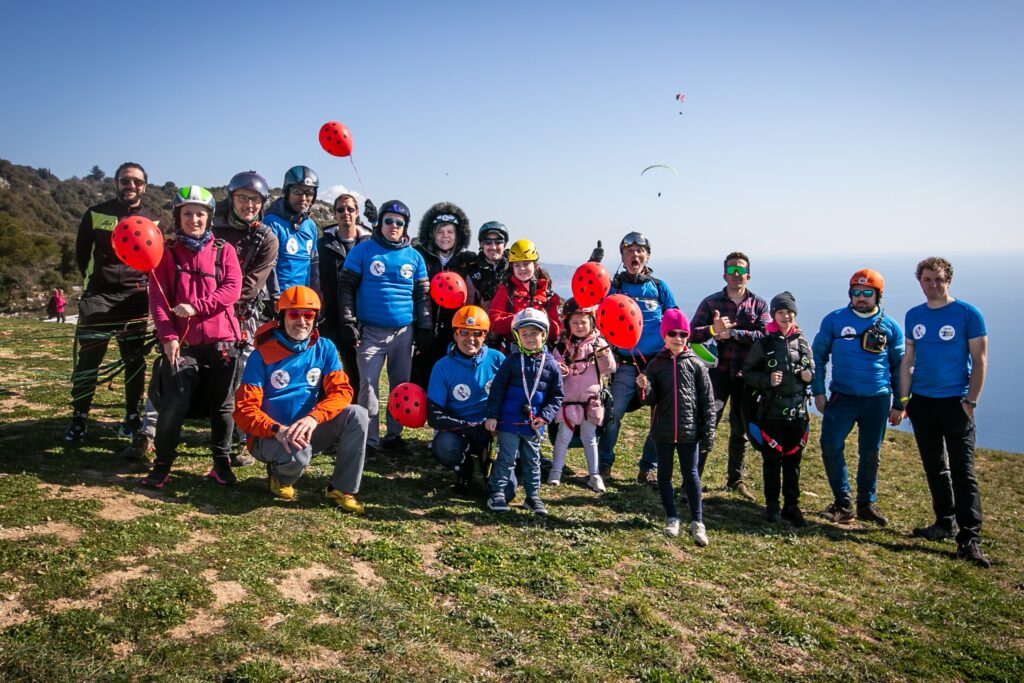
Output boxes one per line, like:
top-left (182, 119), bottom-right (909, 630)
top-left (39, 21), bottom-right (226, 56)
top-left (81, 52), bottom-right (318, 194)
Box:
top-left (489, 276), bottom-right (562, 339)
top-left (149, 238), bottom-right (242, 346)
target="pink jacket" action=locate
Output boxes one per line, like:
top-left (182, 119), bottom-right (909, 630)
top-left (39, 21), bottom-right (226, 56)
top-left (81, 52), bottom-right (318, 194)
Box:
top-left (149, 238), bottom-right (242, 346)
top-left (552, 331), bottom-right (616, 427)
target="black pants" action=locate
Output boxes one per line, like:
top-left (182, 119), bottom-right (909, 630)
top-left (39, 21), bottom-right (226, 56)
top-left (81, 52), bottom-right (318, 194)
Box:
top-left (699, 370), bottom-right (749, 486)
top-left (757, 418), bottom-right (807, 509)
top-left (151, 345), bottom-right (237, 465)
top-left (906, 395), bottom-right (983, 544)
top-left (71, 317), bottom-right (148, 415)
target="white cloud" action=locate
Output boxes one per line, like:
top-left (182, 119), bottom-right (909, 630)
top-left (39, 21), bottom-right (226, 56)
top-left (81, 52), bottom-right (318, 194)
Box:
top-left (319, 184), bottom-right (365, 208)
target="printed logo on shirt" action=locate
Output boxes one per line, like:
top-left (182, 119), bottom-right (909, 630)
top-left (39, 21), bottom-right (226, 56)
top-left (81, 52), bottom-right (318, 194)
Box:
top-left (306, 239), bottom-right (314, 255)
top-left (270, 369), bottom-right (291, 389)
top-left (484, 379), bottom-right (493, 395)
top-left (285, 237), bottom-right (299, 255)
top-left (452, 383), bottom-right (472, 401)
top-left (912, 324), bottom-right (926, 340)
top-left (306, 368), bottom-right (322, 386)
top-left (642, 298), bottom-right (658, 312)
top-left (400, 264), bottom-right (414, 279)
top-left (939, 325), bottom-right (956, 341)
top-left (841, 326), bottom-right (857, 338)
top-left (369, 260), bottom-right (386, 276)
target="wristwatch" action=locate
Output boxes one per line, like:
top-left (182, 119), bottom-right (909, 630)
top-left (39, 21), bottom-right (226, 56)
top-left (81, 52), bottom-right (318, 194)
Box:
top-left (270, 423), bottom-right (281, 434)
top-left (961, 398), bottom-right (977, 409)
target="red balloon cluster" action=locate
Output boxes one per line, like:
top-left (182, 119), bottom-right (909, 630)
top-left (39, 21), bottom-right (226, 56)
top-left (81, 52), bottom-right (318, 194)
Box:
top-left (571, 262), bottom-right (611, 308)
top-left (596, 294), bottom-right (643, 349)
top-left (111, 216), bottom-right (164, 272)
top-left (430, 271), bottom-right (468, 309)
top-left (388, 382), bottom-right (427, 428)
top-left (319, 121), bottom-right (353, 157)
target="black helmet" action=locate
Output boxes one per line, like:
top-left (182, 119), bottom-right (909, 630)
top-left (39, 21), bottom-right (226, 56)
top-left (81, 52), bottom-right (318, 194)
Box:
top-left (376, 199), bottom-right (411, 228)
top-left (227, 171), bottom-right (270, 199)
top-left (561, 297), bottom-right (596, 331)
top-left (619, 231), bottom-right (652, 254)
top-left (478, 221), bottom-right (509, 244)
top-left (283, 165), bottom-right (319, 200)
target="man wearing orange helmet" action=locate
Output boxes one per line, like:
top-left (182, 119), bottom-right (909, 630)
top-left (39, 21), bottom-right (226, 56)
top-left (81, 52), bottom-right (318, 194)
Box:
top-left (427, 305), bottom-right (505, 490)
top-left (811, 269), bottom-right (905, 526)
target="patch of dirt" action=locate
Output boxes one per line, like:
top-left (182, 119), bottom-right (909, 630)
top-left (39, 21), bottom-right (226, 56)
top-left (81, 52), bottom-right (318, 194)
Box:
top-left (260, 612), bottom-right (288, 629)
top-left (0, 398), bottom-right (50, 412)
top-left (200, 569), bottom-right (247, 607)
top-left (312, 613), bottom-right (340, 625)
top-left (0, 594), bottom-right (32, 629)
top-left (277, 563), bottom-right (338, 604)
top-left (171, 529), bottom-right (219, 554)
top-left (418, 542), bottom-right (448, 577)
top-left (350, 558), bottom-right (384, 590)
top-left (347, 528), bottom-right (379, 544)
top-left (48, 564), bottom-right (153, 612)
top-left (167, 611), bottom-right (226, 640)
top-left (37, 482), bottom-right (149, 521)
top-left (109, 641), bottom-right (135, 660)
top-left (272, 645), bottom-right (347, 676)
top-left (0, 521), bottom-right (83, 544)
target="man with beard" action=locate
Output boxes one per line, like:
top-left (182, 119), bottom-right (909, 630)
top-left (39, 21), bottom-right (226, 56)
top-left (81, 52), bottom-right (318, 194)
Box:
top-left (264, 166), bottom-right (320, 306)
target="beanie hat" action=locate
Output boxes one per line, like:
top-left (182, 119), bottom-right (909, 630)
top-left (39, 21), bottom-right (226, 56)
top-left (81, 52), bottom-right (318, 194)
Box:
top-left (770, 291), bottom-right (798, 316)
top-left (660, 308), bottom-right (691, 337)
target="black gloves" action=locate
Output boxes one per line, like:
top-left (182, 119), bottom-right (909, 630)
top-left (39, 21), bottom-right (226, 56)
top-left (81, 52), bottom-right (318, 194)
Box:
top-left (339, 324), bottom-right (360, 348)
top-left (588, 240), bottom-right (604, 264)
top-left (363, 198), bottom-right (377, 226)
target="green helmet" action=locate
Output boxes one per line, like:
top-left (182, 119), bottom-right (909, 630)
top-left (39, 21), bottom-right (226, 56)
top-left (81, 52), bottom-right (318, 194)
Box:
top-left (173, 185), bottom-right (216, 213)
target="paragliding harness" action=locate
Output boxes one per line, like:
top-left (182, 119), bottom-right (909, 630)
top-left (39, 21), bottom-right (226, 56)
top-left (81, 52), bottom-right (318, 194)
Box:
top-left (742, 336), bottom-right (811, 457)
top-left (546, 337), bottom-right (614, 448)
top-left (495, 275), bottom-right (556, 352)
top-left (235, 224), bottom-right (274, 334)
top-left (839, 311), bottom-right (889, 355)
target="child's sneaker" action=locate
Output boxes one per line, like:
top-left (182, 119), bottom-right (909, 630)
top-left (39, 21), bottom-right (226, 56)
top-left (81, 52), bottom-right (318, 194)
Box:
top-left (325, 486), bottom-right (365, 514)
top-left (117, 412), bottom-right (142, 439)
top-left (587, 474), bottom-right (606, 493)
top-left (690, 521), bottom-right (709, 547)
top-left (139, 462), bottom-right (172, 489)
top-left (523, 496), bottom-right (548, 516)
top-left (547, 475), bottom-right (561, 486)
top-left (487, 492), bottom-right (509, 512)
top-left (121, 433), bottom-right (154, 461)
top-left (64, 411), bottom-right (88, 443)
top-left (664, 517), bottom-right (681, 537)
top-left (207, 459), bottom-right (237, 486)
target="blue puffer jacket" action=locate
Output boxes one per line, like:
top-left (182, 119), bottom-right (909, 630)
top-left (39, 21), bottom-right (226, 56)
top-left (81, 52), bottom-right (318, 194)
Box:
top-left (487, 348), bottom-right (563, 436)
top-left (811, 306), bottom-right (904, 398)
top-left (608, 271), bottom-right (678, 359)
top-left (263, 198), bottom-right (320, 298)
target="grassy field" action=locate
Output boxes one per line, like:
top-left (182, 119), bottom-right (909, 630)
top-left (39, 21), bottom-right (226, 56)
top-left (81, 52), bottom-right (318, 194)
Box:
top-left (1, 318), bottom-right (1022, 682)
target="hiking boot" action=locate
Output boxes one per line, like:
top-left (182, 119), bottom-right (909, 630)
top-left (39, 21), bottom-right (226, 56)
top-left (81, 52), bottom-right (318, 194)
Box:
top-left (382, 437), bottom-right (412, 457)
top-left (269, 471), bottom-right (296, 501)
top-left (121, 433), bottom-right (154, 461)
top-left (912, 523), bottom-right (954, 542)
top-left (690, 521), bottom-right (709, 547)
top-left (207, 459), bottom-right (237, 486)
top-left (822, 503), bottom-right (856, 524)
top-left (764, 505), bottom-right (781, 523)
top-left (664, 517), bottom-right (681, 537)
top-left (64, 411), bottom-right (88, 443)
top-left (781, 506), bottom-right (808, 528)
top-left (325, 487), bottom-right (365, 514)
top-left (487, 492), bottom-right (510, 513)
top-left (637, 469), bottom-right (658, 488)
top-left (523, 496), bottom-right (548, 517)
top-left (230, 444), bottom-right (256, 467)
top-left (729, 482), bottom-right (756, 502)
top-left (857, 502), bottom-right (889, 527)
top-left (117, 412), bottom-right (142, 440)
top-left (139, 462), bottom-right (172, 489)
top-left (598, 464), bottom-right (613, 481)
top-left (586, 474), bottom-right (606, 493)
top-left (956, 541), bottom-right (991, 568)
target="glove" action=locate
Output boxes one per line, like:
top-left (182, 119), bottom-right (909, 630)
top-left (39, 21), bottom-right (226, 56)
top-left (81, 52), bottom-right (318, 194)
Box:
top-left (363, 198), bottom-right (377, 226)
top-left (414, 327), bottom-right (434, 351)
top-left (588, 240), bottom-right (604, 264)
top-left (339, 323), bottom-right (360, 348)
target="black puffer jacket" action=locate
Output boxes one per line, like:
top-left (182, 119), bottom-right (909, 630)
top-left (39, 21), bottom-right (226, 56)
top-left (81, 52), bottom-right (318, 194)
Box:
top-left (318, 224), bottom-right (371, 342)
top-left (742, 325), bottom-right (814, 421)
top-left (643, 348), bottom-right (715, 447)
top-left (451, 250), bottom-right (510, 309)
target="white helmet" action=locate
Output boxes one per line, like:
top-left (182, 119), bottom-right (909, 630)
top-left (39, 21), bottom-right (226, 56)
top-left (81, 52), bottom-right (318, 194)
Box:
top-left (512, 307), bottom-right (549, 334)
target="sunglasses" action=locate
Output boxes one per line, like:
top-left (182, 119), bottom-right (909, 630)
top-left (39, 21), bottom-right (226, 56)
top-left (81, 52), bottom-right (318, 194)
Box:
top-left (383, 217), bottom-right (406, 227)
top-left (456, 329), bottom-right (485, 338)
top-left (851, 288), bottom-right (875, 298)
top-left (725, 265), bottom-right (749, 276)
top-left (665, 330), bottom-right (689, 338)
top-left (285, 310), bottom-right (317, 321)
top-left (335, 205), bottom-right (358, 213)
top-left (117, 177), bottom-right (146, 187)
top-left (480, 238), bottom-right (505, 246)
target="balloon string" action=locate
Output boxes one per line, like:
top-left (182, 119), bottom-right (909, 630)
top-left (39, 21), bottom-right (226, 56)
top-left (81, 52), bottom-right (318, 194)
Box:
top-left (149, 269), bottom-right (189, 349)
top-left (348, 156), bottom-right (367, 198)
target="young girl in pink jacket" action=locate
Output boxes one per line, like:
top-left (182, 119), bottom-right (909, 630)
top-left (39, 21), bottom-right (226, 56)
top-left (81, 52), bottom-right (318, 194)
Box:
top-left (548, 299), bottom-right (616, 492)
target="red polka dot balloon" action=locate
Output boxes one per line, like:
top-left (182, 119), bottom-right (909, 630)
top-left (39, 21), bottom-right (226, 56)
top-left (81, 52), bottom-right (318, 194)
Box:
top-left (388, 382), bottom-right (427, 428)
top-left (111, 216), bottom-right (164, 272)
top-left (430, 271), bottom-right (468, 309)
top-left (571, 262), bottom-right (611, 308)
top-left (596, 294), bottom-right (644, 349)
top-left (319, 121), bottom-right (354, 157)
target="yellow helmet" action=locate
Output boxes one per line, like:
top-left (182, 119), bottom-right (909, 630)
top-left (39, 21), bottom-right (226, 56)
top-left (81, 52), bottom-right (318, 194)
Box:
top-left (507, 239), bottom-right (539, 263)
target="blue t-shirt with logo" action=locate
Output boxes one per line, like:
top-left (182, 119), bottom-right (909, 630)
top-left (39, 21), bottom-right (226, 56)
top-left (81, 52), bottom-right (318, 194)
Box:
top-left (427, 345), bottom-right (505, 423)
top-left (241, 330), bottom-right (342, 425)
top-left (905, 299), bottom-right (986, 398)
top-left (343, 240), bottom-right (427, 327)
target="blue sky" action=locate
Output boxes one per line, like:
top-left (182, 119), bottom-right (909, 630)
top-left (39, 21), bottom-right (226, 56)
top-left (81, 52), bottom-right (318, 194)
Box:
top-left (2, 0), bottom-right (1021, 261)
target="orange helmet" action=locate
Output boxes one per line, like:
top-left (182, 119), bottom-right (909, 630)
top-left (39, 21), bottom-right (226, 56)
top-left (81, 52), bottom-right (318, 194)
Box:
top-left (276, 285), bottom-right (321, 312)
top-left (849, 268), bottom-right (885, 293)
top-left (452, 305), bottom-right (490, 331)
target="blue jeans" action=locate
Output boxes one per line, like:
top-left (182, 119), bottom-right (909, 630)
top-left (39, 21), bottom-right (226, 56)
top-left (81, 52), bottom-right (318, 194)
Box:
top-left (655, 442), bottom-right (702, 522)
top-left (597, 364), bottom-right (658, 472)
top-left (819, 392), bottom-right (890, 507)
top-left (432, 427), bottom-right (491, 469)
top-left (490, 431), bottom-right (541, 499)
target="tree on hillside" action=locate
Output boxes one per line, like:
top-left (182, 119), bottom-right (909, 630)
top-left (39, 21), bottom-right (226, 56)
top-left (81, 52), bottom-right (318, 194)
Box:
top-left (0, 212), bottom-right (60, 305)
top-left (88, 165), bottom-right (105, 181)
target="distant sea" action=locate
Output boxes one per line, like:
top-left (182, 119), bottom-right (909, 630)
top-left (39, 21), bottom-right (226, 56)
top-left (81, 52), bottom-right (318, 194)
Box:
top-left (549, 254), bottom-right (1021, 454)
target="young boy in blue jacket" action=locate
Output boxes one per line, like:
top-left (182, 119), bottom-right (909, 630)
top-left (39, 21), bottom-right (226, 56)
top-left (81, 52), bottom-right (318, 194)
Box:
top-left (485, 308), bottom-right (563, 515)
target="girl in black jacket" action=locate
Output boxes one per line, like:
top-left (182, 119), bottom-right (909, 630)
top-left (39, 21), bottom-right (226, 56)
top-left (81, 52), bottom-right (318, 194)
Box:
top-left (742, 292), bottom-right (814, 527)
top-left (637, 309), bottom-right (715, 545)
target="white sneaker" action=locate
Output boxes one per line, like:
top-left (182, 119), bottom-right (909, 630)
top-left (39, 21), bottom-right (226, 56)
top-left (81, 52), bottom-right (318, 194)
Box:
top-left (690, 521), bottom-right (709, 547)
top-left (664, 517), bottom-right (680, 537)
top-left (547, 475), bottom-right (561, 486)
top-left (587, 474), bottom-right (606, 493)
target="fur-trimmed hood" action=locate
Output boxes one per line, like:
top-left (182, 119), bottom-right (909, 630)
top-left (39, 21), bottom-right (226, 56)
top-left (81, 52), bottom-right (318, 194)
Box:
top-left (416, 202), bottom-right (472, 257)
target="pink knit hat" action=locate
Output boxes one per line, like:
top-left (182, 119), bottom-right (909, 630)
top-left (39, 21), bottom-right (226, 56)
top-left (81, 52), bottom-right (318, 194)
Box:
top-left (660, 308), bottom-right (691, 337)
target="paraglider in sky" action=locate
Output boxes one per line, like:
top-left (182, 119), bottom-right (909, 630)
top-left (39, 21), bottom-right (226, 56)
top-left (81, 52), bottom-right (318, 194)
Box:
top-left (676, 92), bottom-right (686, 114)
top-left (641, 164), bottom-right (679, 197)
